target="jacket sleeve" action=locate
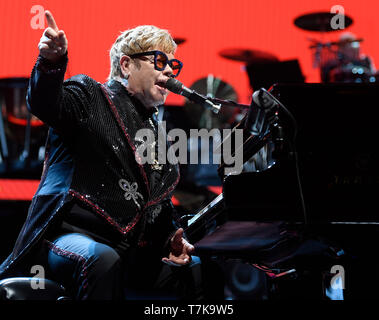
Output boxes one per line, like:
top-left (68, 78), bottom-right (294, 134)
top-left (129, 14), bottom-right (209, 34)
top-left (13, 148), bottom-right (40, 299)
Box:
top-left (161, 199), bottom-right (192, 257)
top-left (142, 198), bottom-right (187, 257)
top-left (26, 54), bottom-right (96, 136)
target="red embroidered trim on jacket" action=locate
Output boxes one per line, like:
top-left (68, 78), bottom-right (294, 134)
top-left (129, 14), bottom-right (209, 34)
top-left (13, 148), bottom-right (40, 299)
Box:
top-left (68, 189), bottom-right (141, 235)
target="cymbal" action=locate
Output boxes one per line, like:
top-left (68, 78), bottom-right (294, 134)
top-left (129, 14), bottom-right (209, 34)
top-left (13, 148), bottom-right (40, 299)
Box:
top-left (294, 12), bottom-right (353, 32)
top-left (219, 48), bottom-right (279, 64)
top-left (173, 37), bottom-right (186, 45)
top-left (184, 76), bottom-right (238, 129)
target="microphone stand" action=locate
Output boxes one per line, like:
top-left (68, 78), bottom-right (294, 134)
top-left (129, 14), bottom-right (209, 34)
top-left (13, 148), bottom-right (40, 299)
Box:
top-left (207, 97), bottom-right (250, 109)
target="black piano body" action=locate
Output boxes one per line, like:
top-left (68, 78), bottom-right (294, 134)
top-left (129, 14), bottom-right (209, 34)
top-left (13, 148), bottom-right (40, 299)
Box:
top-left (224, 83), bottom-right (379, 224)
top-left (190, 83), bottom-right (379, 299)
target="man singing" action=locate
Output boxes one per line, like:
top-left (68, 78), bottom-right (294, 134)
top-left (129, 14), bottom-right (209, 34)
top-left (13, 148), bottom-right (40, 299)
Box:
top-left (0, 10), bottom-right (223, 300)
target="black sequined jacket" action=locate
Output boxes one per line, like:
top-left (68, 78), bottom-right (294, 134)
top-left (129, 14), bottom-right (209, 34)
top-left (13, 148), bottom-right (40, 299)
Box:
top-left (0, 54), bottom-right (180, 278)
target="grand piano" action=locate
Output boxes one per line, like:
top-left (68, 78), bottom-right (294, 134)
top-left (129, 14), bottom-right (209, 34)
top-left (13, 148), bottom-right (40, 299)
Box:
top-left (180, 83), bottom-right (379, 299)
top-left (184, 83), bottom-right (379, 236)
top-left (219, 83), bottom-right (379, 224)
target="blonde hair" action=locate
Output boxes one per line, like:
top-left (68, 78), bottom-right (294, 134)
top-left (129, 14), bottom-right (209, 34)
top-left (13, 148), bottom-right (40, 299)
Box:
top-left (108, 25), bottom-right (177, 80)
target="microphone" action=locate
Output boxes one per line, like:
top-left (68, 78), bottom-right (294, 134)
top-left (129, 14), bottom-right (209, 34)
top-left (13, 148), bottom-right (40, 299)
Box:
top-left (164, 78), bottom-right (221, 114)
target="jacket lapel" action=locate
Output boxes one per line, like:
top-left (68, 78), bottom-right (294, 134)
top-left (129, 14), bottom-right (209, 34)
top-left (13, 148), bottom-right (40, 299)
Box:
top-left (100, 82), bottom-right (151, 196)
top-left (100, 80), bottom-right (180, 207)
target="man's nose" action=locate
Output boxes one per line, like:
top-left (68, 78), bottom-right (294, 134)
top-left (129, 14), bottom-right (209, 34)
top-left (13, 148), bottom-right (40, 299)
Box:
top-left (163, 63), bottom-right (173, 78)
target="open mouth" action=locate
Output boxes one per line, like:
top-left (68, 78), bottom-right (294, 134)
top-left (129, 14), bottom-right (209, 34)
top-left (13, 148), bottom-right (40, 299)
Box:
top-left (155, 81), bottom-right (168, 94)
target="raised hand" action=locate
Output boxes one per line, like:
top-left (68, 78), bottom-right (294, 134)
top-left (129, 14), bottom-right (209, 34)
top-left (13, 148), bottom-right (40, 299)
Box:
top-left (162, 228), bottom-right (195, 266)
top-left (38, 10), bottom-right (68, 63)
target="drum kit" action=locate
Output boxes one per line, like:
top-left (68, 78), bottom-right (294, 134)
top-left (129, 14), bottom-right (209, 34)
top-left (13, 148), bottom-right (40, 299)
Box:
top-left (171, 11), bottom-right (377, 132)
top-left (216, 12), bottom-right (375, 84)
top-left (176, 12), bottom-right (375, 86)
top-left (174, 11), bottom-right (376, 96)
top-left (294, 12), bottom-right (377, 83)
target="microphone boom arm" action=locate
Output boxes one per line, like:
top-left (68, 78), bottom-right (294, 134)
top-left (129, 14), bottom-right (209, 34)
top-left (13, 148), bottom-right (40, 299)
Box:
top-left (207, 97), bottom-right (250, 109)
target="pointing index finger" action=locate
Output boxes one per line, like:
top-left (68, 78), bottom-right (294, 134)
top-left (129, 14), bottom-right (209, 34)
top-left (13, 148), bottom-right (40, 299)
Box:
top-left (45, 10), bottom-right (59, 32)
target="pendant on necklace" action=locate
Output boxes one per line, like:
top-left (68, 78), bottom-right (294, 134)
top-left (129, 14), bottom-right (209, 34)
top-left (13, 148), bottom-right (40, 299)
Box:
top-left (151, 159), bottom-right (163, 171)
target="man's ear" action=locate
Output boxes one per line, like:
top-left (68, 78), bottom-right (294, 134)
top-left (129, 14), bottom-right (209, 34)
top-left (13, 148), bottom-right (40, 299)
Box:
top-left (120, 55), bottom-right (131, 78)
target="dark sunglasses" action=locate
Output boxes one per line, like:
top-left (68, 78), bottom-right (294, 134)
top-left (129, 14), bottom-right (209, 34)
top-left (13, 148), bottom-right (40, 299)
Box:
top-left (129, 50), bottom-right (183, 78)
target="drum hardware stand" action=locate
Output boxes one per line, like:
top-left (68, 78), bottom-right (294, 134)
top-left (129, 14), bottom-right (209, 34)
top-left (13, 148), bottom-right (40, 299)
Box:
top-left (0, 95), bottom-right (9, 168)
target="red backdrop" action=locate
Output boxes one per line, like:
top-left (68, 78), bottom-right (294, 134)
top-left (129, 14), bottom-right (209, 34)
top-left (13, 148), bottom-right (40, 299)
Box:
top-left (1, 0), bottom-right (379, 105)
